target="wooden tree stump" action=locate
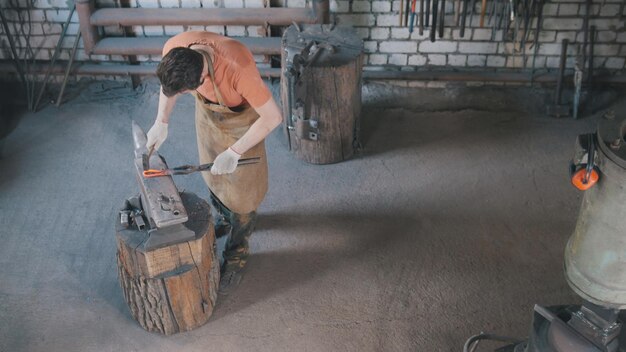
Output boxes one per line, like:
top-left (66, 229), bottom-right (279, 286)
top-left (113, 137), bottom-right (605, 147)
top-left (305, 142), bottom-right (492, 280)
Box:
top-left (115, 191), bottom-right (219, 335)
top-left (281, 24), bottom-right (364, 164)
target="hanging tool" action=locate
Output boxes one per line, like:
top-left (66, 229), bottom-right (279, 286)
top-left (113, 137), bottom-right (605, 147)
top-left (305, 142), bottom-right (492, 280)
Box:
top-left (143, 158), bottom-right (261, 178)
top-left (425, 0), bottom-right (431, 26)
top-left (479, 0), bottom-right (487, 27)
top-left (547, 39), bottom-right (570, 118)
top-left (400, 0), bottom-right (404, 26)
top-left (572, 58), bottom-right (583, 119)
top-left (581, 0), bottom-right (592, 71)
top-left (438, 0), bottom-right (445, 38)
top-left (460, 0), bottom-right (468, 37)
top-left (454, 0), bottom-right (461, 26)
top-left (468, 0), bottom-right (478, 28)
top-left (431, 0), bottom-right (439, 41)
top-left (409, 0), bottom-right (417, 33)
top-left (529, 0), bottom-right (544, 85)
top-left (419, 0), bottom-right (425, 35)
top-left (587, 26), bottom-right (596, 114)
top-left (405, 0), bottom-right (411, 27)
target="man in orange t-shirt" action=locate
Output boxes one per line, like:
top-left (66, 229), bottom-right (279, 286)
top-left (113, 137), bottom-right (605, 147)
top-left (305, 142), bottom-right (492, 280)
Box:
top-left (146, 31), bottom-right (283, 294)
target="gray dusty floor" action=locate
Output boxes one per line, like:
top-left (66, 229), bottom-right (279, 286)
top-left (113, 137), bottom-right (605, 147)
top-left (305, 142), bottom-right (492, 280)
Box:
top-left (0, 80), bottom-right (620, 352)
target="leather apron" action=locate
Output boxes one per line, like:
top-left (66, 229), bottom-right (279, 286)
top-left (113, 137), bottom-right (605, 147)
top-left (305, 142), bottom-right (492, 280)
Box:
top-left (194, 50), bottom-right (268, 214)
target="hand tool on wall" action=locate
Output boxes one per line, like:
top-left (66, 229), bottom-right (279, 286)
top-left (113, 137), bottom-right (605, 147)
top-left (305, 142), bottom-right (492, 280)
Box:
top-left (454, 0), bottom-right (461, 26)
top-left (547, 39), bottom-right (570, 118)
top-left (400, 0), bottom-right (404, 26)
top-left (468, 0), bottom-right (478, 28)
top-left (529, 0), bottom-right (544, 85)
top-left (143, 158), bottom-right (261, 178)
top-left (409, 0), bottom-right (417, 32)
top-left (425, 0), bottom-right (431, 26)
top-left (438, 0), bottom-right (445, 38)
top-left (587, 26), bottom-right (596, 114)
top-left (405, 0), bottom-right (411, 27)
top-left (460, 0), bottom-right (468, 37)
top-left (479, 0), bottom-right (487, 27)
top-left (431, 0), bottom-right (439, 41)
top-left (581, 0), bottom-right (592, 71)
top-left (572, 58), bottom-right (583, 119)
top-left (419, 0), bottom-right (425, 34)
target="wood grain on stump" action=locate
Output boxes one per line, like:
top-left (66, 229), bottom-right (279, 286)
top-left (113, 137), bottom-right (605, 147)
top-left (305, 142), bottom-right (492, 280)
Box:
top-left (281, 24), bottom-right (364, 165)
top-left (115, 192), bottom-right (218, 335)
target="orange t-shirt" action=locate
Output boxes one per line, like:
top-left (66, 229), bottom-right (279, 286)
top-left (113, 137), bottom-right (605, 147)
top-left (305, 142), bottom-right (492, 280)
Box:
top-left (162, 31), bottom-right (272, 108)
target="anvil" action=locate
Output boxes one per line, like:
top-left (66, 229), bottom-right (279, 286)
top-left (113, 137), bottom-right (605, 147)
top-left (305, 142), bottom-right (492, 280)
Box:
top-left (130, 121), bottom-right (195, 250)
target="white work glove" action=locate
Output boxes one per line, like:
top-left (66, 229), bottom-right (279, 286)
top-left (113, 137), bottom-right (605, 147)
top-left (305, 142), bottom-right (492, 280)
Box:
top-left (211, 147), bottom-right (241, 175)
top-left (146, 120), bottom-right (168, 151)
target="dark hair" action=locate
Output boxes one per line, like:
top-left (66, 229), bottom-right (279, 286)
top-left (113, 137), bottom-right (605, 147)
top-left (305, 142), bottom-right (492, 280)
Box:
top-left (157, 47), bottom-right (204, 97)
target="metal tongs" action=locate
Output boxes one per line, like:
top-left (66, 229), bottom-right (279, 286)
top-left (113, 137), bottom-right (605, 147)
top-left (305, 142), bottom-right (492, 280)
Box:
top-left (143, 157), bottom-right (260, 178)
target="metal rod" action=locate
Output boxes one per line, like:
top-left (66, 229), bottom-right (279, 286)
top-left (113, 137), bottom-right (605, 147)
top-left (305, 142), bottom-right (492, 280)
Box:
top-left (34, 4), bottom-right (76, 111)
top-left (431, 0), bottom-right (439, 42)
top-left (587, 25), bottom-right (595, 114)
top-left (56, 32), bottom-right (82, 107)
top-left (555, 39), bottom-right (568, 105)
top-left (76, 0), bottom-right (100, 54)
top-left (529, 0), bottom-right (544, 86)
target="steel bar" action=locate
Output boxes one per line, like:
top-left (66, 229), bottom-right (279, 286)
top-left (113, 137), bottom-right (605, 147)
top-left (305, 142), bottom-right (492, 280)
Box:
top-left (425, 0), bottom-right (431, 26)
top-left (582, 0), bottom-right (591, 69)
top-left (587, 25), bottom-right (596, 114)
top-left (479, 0), bottom-right (487, 27)
top-left (438, 0), bottom-right (445, 38)
top-left (460, 0), bottom-right (468, 37)
top-left (529, 0), bottom-right (544, 85)
top-left (56, 32), bottom-right (82, 107)
top-left (34, 4), bottom-right (76, 111)
top-left (431, 0), bottom-right (439, 41)
top-left (419, 0), bottom-right (425, 34)
top-left (90, 8), bottom-right (317, 27)
top-left (406, 0), bottom-right (412, 26)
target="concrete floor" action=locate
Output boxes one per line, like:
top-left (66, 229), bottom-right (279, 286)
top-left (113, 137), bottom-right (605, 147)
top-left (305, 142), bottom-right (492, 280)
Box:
top-left (0, 80), bottom-right (620, 351)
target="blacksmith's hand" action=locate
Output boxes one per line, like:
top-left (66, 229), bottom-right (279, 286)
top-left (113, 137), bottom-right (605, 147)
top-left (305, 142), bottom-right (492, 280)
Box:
top-left (211, 147), bottom-right (241, 175)
top-left (146, 120), bottom-right (168, 151)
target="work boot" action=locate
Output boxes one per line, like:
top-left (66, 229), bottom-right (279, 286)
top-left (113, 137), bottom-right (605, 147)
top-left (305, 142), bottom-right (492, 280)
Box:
top-left (218, 265), bottom-right (244, 295)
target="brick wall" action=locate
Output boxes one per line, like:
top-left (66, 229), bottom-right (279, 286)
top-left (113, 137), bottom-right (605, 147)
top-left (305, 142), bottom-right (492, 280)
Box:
top-left (0, 0), bottom-right (624, 78)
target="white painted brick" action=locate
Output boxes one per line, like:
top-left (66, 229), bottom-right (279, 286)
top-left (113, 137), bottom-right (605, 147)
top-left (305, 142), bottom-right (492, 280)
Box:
top-left (377, 14), bottom-right (399, 26)
top-left (372, 1), bottom-right (392, 12)
top-left (391, 28), bottom-right (410, 39)
top-left (556, 31), bottom-right (578, 42)
top-left (40, 23), bottom-right (62, 35)
top-left (458, 42), bottom-right (498, 54)
top-left (472, 28), bottom-right (491, 41)
top-left (186, 25), bottom-right (207, 31)
top-left (604, 57), bottom-right (624, 69)
top-left (596, 31), bottom-right (617, 42)
top-left (371, 28), bottom-right (390, 39)
top-left (427, 54), bottom-right (446, 66)
top-left (558, 4), bottom-right (579, 16)
top-left (545, 56), bottom-right (561, 68)
top-left (448, 54), bottom-right (467, 66)
top-left (592, 57), bottom-right (606, 69)
top-left (593, 44), bottom-right (619, 56)
top-left (410, 29), bottom-right (431, 40)
top-left (543, 18), bottom-right (583, 30)
top-left (206, 25), bottom-right (226, 34)
top-left (588, 18), bottom-right (621, 30)
top-left (200, 0), bottom-right (221, 8)
top-left (542, 3), bottom-right (559, 16)
top-left (368, 54), bottom-right (388, 65)
top-left (409, 55), bottom-right (428, 66)
top-left (20, 10), bottom-right (47, 22)
top-left (248, 26), bottom-right (266, 37)
top-left (599, 4), bottom-right (620, 17)
top-left (539, 30), bottom-right (556, 43)
top-left (288, 0), bottom-right (306, 7)
top-left (225, 0), bottom-right (244, 7)
top-left (506, 56), bottom-right (524, 68)
top-left (137, 0), bottom-right (160, 8)
top-left (143, 26), bottom-right (164, 36)
top-left (102, 25), bottom-right (124, 36)
top-left (617, 32), bottom-right (626, 43)
top-left (352, 1), bottom-right (370, 12)
top-left (418, 41), bottom-right (457, 53)
top-left (226, 26), bottom-right (247, 36)
top-left (363, 41), bottom-right (377, 53)
top-left (160, 0), bottom-right (180, 7)
top-left (164, 26), bottom-right (185, 35)
top-left (337, 14), bottom-right (376, 26)
top-left (50, 0), bottom-right (73, 8)
top-left (467, 55), bottom-right (486, 67)
top-left (182, 0), bottom-right (202, 7)
top-left (380, 41), bottom-right (417, 53)
top-left (354, 27), bottom-right (370, 39)
top-left (486, 55), bottom-right (506, 67)
top-left (389, 54), bottom-right (407, 65)
top-left (538, 43), bottom-right (566, 55)
top-left (330, 0), bottom-right (350, 12)
top-left (34, 0), bottom-right (54, 8)
top-left (244, 0), bottom-right (266, 8)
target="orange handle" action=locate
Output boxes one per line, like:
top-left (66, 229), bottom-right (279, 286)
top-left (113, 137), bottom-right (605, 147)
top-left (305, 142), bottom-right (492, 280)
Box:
top-left (571, 168), bottom-right (599, 191)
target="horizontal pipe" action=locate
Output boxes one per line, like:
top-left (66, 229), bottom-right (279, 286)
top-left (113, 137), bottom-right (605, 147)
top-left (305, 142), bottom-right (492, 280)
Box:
top-left (90, 8), bottom-right (317, 27)
top-left (92, 37), bottom-right (282, 56)
top-left (1, 61), bottom-right (625, 84)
